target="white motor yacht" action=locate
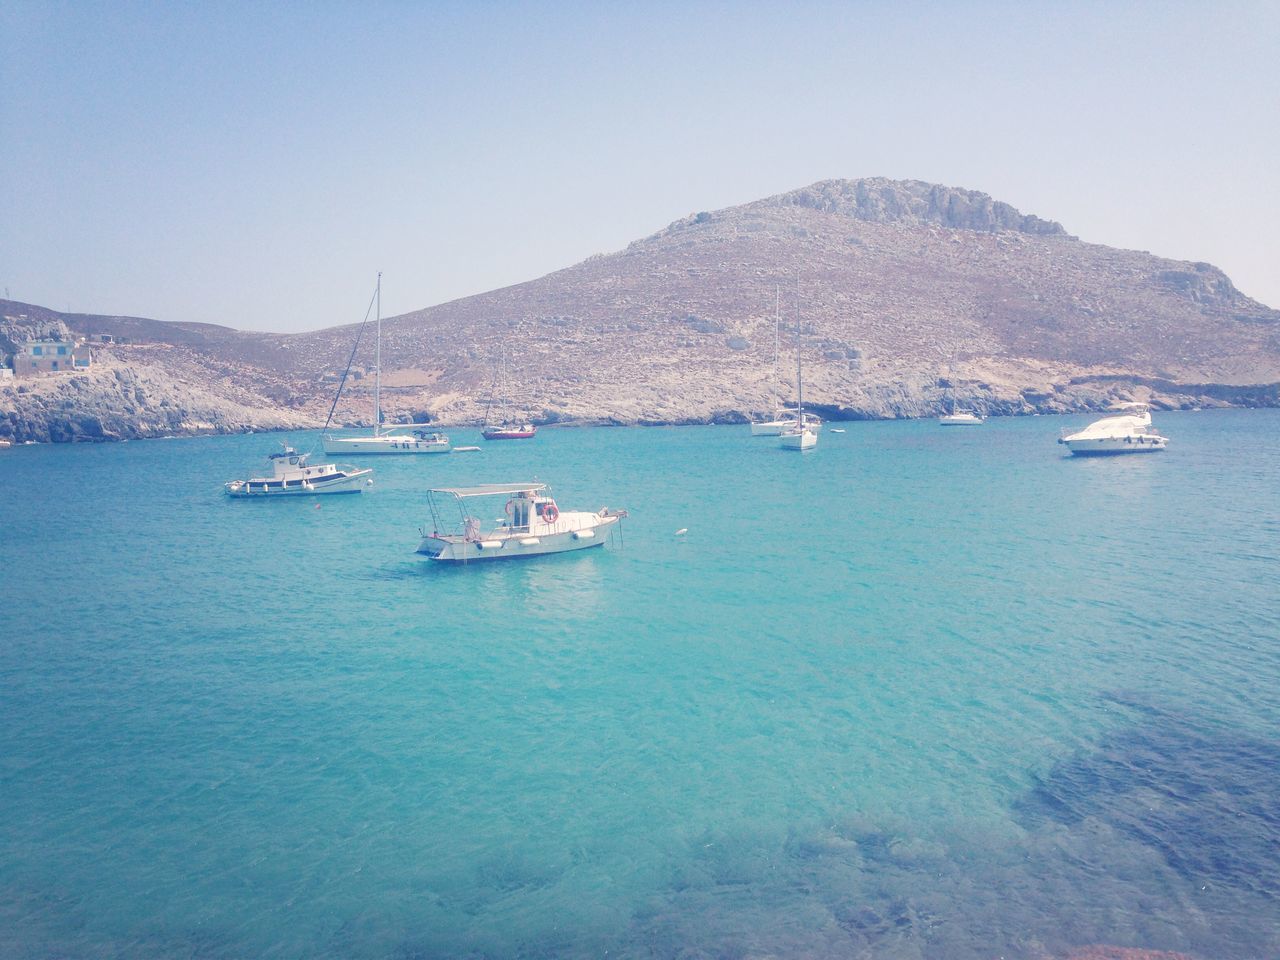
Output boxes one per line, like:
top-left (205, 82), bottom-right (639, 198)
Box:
top-left (225, 447), bottom-right (372, 497)
top-left (417, 483), bottom-right (626, 562)
top-left (1058, 403), bottom-right (1169, 456)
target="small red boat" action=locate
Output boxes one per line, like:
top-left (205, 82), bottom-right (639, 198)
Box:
top-left (482, 423), bottom-right (537, 441)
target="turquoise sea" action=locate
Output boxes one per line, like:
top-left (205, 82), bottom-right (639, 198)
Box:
top-left (2, 410), bottom-right (1278, 959)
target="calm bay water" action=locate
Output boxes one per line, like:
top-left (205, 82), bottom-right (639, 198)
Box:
top-left (2, 410), bottom-right (1278, 959)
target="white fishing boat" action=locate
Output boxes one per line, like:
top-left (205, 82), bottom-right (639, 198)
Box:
top-left (939, 410), bottom-right (984, 425)
top-left (1058, 402), bottom-right (1169, 456)
top-left (323, 274), bottom-right (450, 455)
top-left (225, 446), bottom-right (372, 497)
top-left (0, 438), bottom-right (11, 449)
top-left (780, 281), bottom-right (818, 452)
top-left (417, 483), bottom-right (626, 562)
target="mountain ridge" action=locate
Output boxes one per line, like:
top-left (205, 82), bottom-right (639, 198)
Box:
top-left (3, 177), bottom-right (1278, 442)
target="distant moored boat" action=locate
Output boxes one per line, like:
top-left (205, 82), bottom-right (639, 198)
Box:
top-left (322, 273), bottom-right (451, 456)
top-left (481, 339), bottom-right (537, 440)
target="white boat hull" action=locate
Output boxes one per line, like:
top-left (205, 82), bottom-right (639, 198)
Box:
top-left (225, 469), bottom-right (372, 497)
top-left (1060, 436), bottom-right (1167, 456)
top-left (752, 417), bottom-right (822, 437)
top-left (418, 515), bottom-right (620, 562)
top-left (323, 435), bottom-right (449, 455)
top-left (780, 429), bottom-right (817, 451)
top-left (939, 414), bottom-right (984, 426)
top-left (750, 420), bottom-right (787, 436)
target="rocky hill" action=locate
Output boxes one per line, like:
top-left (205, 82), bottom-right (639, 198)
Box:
top-left (3, 177), bottom-right (1279, 441)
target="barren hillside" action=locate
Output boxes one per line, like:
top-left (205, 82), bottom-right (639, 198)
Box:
top-left (4, 178), bottom-right (1278, 440)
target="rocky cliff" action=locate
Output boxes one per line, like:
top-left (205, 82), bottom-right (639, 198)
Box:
top-left (3, 177), bottom-right (1278, 441)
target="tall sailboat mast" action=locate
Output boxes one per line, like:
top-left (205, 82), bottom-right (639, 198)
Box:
top-left (773, 284), bottom-right (780, 388)
top-left (795, 277), bottom-right (803, 421)
top-left (374, 272), bottom-right (382, 436)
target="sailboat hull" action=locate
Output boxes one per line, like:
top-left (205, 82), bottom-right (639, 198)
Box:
top-left (780, 430), bottom-right (817, 450)
top-left (482, 428), bottom-right (536, 440)
top-left (323, 436), bottom-right (450, 455)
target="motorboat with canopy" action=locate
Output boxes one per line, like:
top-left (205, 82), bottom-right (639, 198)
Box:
top-left (417, 483), bottom-right (626, 562)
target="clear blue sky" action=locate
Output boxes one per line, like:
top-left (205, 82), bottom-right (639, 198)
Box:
top-left (2, 1), bottom-right (1277, 332)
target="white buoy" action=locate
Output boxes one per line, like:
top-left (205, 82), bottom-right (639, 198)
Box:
top-left (675, 528), bottom-right (688, 536)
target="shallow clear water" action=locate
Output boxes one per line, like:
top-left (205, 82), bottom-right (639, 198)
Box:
top-left (1, 411), bottom-right (1278, 959)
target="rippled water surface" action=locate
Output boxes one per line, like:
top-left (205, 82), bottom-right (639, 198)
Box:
top-left (2, 411), bottom-right (1278, 959)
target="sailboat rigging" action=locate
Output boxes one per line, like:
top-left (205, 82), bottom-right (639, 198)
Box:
top-left (481, 336), bottom-right (536, 440)
top-left (780, 277), bottom-right (818, 451)
top-left (750, 283), bottom-right (820, 437)
top-left (323, 274), bottom-right (451, 455)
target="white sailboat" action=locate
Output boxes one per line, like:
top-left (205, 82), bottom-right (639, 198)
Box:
top-left (938, 369), bottom-right (984, 425)
top-left (481, 339), bottom-right (537, 440)
top-left (751, 286), bottom-right (787, 436)
top-left (752, 286), bottom-right (823, 436)
top-left (939, 411), bottom-right (984, 425)
top-left (780, 282), bottom-right (818, 451)
top-left (323, 274), bottom-right (450, 455)
top-left (939, 396), bottom-right (985, 426)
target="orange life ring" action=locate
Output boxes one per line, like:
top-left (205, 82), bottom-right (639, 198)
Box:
top-left (543, 504), bottom-right (559, 523)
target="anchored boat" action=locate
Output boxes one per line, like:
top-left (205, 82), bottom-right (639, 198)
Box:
top-left (939, 409), bottom-right (984, 426)
top-left (1058, 402), bottom-right (1169, 455)
top-left (417, 483), bottom-right (626, 562)
top-left (480, 340), bottom-right (537, 441)
top-left (751, 410), bottom-right (823, 437)
top-left (323, 273), bottom-right (450, 455)
top-left (780, 279), bottom-right (818, 451)
top-left (225, 447), bottom-right (372, 497)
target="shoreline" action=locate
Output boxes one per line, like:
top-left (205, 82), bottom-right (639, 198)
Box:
top-left (3, 401), bottom-right (1273, 446)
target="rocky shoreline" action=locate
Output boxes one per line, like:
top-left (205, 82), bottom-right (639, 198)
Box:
top-left (3, 357), bottom-right (1273, 445)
